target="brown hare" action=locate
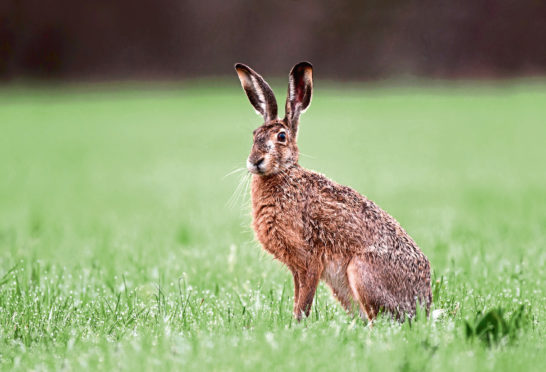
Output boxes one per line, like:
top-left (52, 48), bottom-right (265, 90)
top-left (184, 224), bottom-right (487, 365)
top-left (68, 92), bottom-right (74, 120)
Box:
top-left (235, 62), bottom-right (432, 322)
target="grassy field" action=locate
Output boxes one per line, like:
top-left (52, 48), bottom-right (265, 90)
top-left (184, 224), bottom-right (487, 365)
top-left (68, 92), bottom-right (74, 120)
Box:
top-left (0, 81), bottom-right (545, 371)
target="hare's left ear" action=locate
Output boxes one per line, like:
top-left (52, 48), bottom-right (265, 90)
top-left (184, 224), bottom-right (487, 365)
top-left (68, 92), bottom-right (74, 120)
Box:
top-left (285, 62), bottom-right (313, 134)
top-left (235, 63), bottom-right (278, 122)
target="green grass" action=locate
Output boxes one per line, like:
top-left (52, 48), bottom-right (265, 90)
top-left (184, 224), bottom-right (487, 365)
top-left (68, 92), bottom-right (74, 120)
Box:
top-left (0, 81), bottom-right (545, 371)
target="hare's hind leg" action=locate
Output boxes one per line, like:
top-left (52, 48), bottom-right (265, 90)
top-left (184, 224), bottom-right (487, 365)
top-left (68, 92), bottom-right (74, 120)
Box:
top-left (346, 256), bottom-right (387, 323)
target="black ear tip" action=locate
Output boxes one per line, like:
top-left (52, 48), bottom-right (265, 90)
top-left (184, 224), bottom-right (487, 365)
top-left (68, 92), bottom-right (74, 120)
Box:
top-left (234, 63), bottom-right (248, 71)
top-left (291, 61), bottom-right (313, 74)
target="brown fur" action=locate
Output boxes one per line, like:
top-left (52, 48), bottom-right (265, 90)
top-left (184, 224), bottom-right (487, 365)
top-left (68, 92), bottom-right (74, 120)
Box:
top-left (235, 62), bottom-right (432, 322)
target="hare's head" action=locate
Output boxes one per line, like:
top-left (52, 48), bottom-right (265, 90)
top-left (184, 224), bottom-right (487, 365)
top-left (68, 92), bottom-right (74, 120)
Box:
top-left (235, 62), bottom-right (313, 176)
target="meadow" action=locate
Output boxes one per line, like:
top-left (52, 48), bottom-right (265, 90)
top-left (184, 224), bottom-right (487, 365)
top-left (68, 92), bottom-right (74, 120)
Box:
top-left (0, 80), bottom-right (545, 371)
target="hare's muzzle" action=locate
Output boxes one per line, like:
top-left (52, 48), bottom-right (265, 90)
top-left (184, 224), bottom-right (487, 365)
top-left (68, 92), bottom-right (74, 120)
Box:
top-left (247, 156), bottom-right (266, 174)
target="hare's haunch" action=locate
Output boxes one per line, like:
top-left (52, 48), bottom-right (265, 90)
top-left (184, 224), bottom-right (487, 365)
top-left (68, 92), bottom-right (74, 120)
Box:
top-left (235, 62), bottom-right (432, 322)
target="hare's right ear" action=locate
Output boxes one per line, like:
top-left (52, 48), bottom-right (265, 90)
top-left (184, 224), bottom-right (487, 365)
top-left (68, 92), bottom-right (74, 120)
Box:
top-left (235, 63), bottom-right (278, 122)
top-left (285, 62), bottom-right (313, 134)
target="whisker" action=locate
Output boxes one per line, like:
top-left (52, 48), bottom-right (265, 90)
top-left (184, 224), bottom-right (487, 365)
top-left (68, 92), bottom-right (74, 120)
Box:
top-left (279, 168), bottom-right (291, 185)
top-left (299, 152), bottom-right (315, 159)
top-left (232, 172), bottom-right (253, 211)
top-left (237, 173), bottom-right (253, 213)
top-left (223, 167), bottom-right (247, 179)
top-left (227, 172), bottom-right (250, 208)
top-left (243, 173), bottom-right (252, 206)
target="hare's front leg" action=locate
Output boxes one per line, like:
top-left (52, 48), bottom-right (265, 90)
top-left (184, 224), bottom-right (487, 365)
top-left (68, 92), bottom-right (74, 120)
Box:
top-left (294, 259), bottom-right (324, 321)
top-left (290, 270), bottom-right (300, 316)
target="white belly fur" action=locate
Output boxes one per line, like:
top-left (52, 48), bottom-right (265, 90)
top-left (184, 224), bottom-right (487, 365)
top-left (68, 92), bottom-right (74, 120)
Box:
top-left (321, 257), bottom-right (354, 307)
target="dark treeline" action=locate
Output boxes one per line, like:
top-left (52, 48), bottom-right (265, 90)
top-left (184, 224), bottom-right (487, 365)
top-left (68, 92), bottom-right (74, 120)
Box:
top-left (0, 0), bottom-right (545, 80)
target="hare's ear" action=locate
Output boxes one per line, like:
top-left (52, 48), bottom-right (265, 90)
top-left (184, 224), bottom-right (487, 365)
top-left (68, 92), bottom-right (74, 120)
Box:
top-left (235, 63), bottom-right (278, 122)
top-left (285, 62), bottom-right (313, 133)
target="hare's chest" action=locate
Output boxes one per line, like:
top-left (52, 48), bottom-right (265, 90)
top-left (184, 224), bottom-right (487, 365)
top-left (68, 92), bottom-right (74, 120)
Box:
top-left (251, 197), bottom-right (305, 261)
top-left (252, 201), bottom-right (301, 241)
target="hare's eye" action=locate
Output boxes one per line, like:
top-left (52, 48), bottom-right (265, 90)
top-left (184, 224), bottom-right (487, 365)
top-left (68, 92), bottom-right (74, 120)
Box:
top-left (277, 132), bottom-right (286, 142)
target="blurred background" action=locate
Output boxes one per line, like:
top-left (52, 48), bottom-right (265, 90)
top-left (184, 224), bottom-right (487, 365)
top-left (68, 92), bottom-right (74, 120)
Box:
top-left (1, 2), bottom-right (546, 370)
top-left (1, 0), bottom-right (545, 81)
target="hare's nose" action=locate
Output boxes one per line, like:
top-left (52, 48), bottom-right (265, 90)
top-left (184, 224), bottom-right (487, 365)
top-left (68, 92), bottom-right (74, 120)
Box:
top-left (254, 158), bottom-right (264, 167)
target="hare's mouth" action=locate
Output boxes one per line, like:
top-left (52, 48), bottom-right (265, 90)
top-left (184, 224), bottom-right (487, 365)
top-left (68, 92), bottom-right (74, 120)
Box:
top-left (248, 167), bottom-right (264, 175)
